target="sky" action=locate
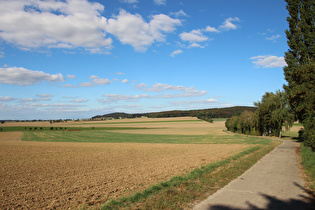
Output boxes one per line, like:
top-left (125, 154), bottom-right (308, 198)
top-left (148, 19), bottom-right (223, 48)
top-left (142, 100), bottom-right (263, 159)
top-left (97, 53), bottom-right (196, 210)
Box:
top-left (0, 0), bottom-right (290, 120)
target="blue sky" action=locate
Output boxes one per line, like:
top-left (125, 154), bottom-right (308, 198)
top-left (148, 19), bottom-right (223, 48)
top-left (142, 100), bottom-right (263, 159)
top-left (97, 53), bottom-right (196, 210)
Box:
top-left (0, 0), bottom-right (289, 120)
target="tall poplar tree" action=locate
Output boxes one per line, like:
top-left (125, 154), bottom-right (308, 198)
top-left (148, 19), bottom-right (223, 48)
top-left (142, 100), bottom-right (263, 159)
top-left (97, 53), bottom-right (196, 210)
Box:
top-left (284, 0), bottom-right (315, 149)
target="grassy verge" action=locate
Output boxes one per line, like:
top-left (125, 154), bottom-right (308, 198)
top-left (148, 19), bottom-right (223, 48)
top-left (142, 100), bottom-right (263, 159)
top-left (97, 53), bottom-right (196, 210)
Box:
top-left (100, 141), bottom-right (280, 209)
top-left (300, 143), bottom-right (315, 192)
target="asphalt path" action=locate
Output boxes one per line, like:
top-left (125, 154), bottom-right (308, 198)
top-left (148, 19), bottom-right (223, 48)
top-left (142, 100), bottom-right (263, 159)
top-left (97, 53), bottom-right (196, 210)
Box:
top-left (193, 140), bottom-right (314, 210)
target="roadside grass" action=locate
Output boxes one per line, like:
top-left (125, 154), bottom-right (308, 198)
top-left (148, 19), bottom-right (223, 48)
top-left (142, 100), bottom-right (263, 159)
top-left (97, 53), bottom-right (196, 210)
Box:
top-left (21, 130), bottom-right (272, 145)
top-left (282, 124), bottom-right (315, 200)
top-left (300, 143), bottom-right (315, 195)
top-left (100, 141), bottom-right (280, 209)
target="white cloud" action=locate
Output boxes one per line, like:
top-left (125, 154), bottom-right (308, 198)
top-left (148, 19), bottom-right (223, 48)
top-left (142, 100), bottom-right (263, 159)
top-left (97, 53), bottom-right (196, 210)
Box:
top-left (107, 10), bottom-right (181, 51)
top-left (251, 55), bottom-right (287, 68)
top-left (133, 82), bottom-right (208, 97)
top-left (154, 0), bottom-right (166, 5)
top-left (170, 10), bottom-right (187, 17)
top-left (71, 99), bottom-right (89, 103)
top-left (89, 75), bottom-right (99, 80)
top-left (99, 94), bottom-right (151, 103)
top-left (0, 96), bottom-right (16, 102)
top-left (266, 34), bottom-right (281, 41)
top-left (67, 75), bottom-right (76, 79)
top-left (116, 72), bottom-right (125, 75)
top-left (189, 43), bottom-right (204, 48)
top-left (0, 67), bottom-right (65, 86)
top-left (171, 49), bottom-right (183, 57)
top-left (99, 82), bottom-right (207, 103)
top-left (0, 0), bottom-right (112, 52)
top-left (180, 30), bottom-right (208, 43)
top-left (120, 0), bottom-right (139, 3)
top-left (79, 82), bottom-right (95, 87)
top-left (36, 94), bottom-right (53, 98)
top-left (122, 79), bottom-right (129, 83)
top-left (171, 98), bottom-right (218, 106)
top-left (219, 17), bottom-right (240, 31)
top-left (93, 78), bottom-right (112, 85)
top-left (204, 26), bottom-right (219, 33)
top-left (133, 83), bottom-right (149, 89)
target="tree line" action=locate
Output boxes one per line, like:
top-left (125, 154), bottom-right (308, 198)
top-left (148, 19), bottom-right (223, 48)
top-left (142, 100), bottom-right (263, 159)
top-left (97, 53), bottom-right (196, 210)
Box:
top-left (226, 91), bottom-right (294, 138)
top-left (91, 106), bottom-right (258, 121)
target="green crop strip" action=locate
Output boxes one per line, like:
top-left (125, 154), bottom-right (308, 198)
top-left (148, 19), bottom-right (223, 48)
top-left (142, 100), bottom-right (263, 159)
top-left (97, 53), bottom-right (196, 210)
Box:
top-left (21, 130), bottom-right (272, 145)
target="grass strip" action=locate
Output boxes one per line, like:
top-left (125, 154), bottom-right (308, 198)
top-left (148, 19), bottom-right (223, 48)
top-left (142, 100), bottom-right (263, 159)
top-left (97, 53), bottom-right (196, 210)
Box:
top-left (300, 143), bottom-right (315, 191)
top-left (100, 142), bottom-right (280, 209)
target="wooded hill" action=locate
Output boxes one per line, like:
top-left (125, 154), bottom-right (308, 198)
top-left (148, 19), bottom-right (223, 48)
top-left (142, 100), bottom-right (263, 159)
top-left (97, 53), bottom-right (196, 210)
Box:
top-left (91, 106), bottom-right (257, 120)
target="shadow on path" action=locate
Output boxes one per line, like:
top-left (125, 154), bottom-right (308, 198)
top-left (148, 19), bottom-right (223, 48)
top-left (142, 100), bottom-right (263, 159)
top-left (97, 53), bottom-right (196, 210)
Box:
top-left (207, 183), bottom-right (314, 210)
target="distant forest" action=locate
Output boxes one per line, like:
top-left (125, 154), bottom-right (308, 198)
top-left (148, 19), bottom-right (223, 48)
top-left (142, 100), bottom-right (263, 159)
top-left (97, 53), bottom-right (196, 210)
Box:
top-left (91, 106), bottom-right (257, 120)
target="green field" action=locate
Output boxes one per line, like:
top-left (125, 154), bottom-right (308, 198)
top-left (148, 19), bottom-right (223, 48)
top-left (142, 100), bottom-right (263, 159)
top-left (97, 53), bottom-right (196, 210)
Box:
top-left (20, 129), bottom-right (272, 145)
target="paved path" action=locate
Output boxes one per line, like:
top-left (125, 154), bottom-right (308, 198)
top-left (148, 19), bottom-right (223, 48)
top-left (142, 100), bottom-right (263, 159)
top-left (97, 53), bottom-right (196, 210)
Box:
top-left (193, 140), bottom-right (314, 210)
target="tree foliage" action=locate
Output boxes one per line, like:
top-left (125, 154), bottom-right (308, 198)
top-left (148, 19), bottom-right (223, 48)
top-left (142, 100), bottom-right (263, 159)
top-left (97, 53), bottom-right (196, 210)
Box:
top-left (195, 112), bottom-right (213, 123)
top-left (284, 0), bottom-right (315, 149)
top-left (254, 91), bottom-right (295, 137)
top-left (226, 91), bottom-right (294, 137)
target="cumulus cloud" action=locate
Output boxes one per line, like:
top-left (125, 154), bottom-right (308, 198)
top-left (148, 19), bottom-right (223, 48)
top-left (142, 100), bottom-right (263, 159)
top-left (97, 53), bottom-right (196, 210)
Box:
top-left (170, 49), bottom-right (183, 57)
top-left (180, 30), bottom-right (208, 43)
top-left (170, 10), bottom-right (187, 17)
top-left (134, 82), bottom-right (207, 97)
top-left (107, 10), bottom-right (181, 51)
top-left (93, 78), bottom-right (111, 85)
top-left (204, 26), bottom-right (219, 33)
top-left (99, 82), bottom-right (207, 103)
top-left (66, 75), bottom-right (112, 88)
top-left (135, 83), bottom-right (195, 92)
top-left (71, 99), bottom-right (89, 103)
top-left (154, 0), bottom-right (166, 5)
top-left (219, 17), bottom-right (240, 31)
top-left (36, 94), bottom-right (53, 98)
top-left (67, 75), bottom-right (76, 79)
top-left (99, 94), bottom-right (151, 103)
top-left (0, 0), bottom-right (112, 52)
top-left (0, 96), bottom-right (16, 102)
top-left (122, 79), bottom-right (129, 83)
top-left (0, 67), bottom-right (65, 86)
top-left (120, 0), bottom-right (138, 3)
top-left (266, 34), bottom-right (281, 42)
top-left (251, 55), bottom-right (287, 68)
top-left (189, 43), bottom-right (205, 48)
top-left (79, 82), bottom-right (95, 87)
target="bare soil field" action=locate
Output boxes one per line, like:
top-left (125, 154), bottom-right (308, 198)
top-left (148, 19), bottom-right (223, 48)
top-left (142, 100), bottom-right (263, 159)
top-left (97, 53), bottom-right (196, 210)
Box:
top-left (0, 131), bottom-right (250, 209)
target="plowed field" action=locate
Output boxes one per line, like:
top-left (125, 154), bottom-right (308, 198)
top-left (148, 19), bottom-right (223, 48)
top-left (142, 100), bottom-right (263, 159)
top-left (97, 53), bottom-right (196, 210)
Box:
top-left (0, 118), bottom-right (251, 209)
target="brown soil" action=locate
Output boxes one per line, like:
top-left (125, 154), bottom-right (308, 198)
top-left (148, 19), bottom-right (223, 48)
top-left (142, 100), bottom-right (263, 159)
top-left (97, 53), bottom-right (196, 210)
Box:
top-left (0, 131), bottom-right (249, 209)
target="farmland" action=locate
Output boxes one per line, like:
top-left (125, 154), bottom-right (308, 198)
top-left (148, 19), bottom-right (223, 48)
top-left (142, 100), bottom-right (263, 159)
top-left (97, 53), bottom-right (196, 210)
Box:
top-left (0, 117), bottom-right (277, 209)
